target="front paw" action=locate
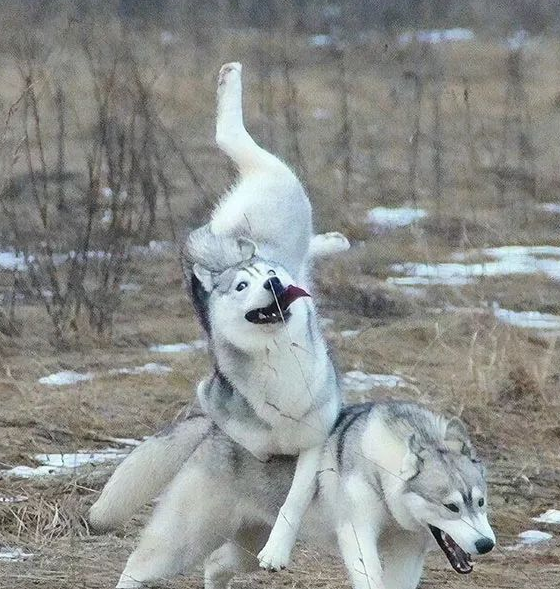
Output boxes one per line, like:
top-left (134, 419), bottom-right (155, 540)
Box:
top-left (257, 540), bottom-right (291, 572)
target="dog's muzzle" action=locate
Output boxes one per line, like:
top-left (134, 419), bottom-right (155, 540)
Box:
top-left (244, 278), bottom-right (310, 324)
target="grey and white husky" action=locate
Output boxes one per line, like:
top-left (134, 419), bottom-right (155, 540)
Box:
top-left (91, 61), bottom-right (347, 581)
top-left (89, 401), bottom-right (495, 589)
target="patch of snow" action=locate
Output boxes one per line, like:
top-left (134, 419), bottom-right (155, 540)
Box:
top-left (38, 370), bottom-right (94, 387)
top-left (3, 448), bottom-right (128, 478)
top-left (533, 509), bottom-right (560, 524)
top-left (539, 203), bottom-right (560, 214)
top-left (0, 548), bottom-right (33, 561)
top-left (109, 363), bottom-right (173, 376)
top-left (493, 306), bottom-right (560, 331)
top-left (101, 209), bottom-right (113, 224)
top-left (518, 530), bottom-right (553, 544)
top-left (120, 283), bottom-right (141, 293)
top-left (100, 187), bottom-right (113, 200)
top-left (398, 28), bottom-right (475, 46)
top-left (149, 341), bottom-right (206, 353)
top-left (308, 34), bottom-right (335, 47)
top-left (0, 251), bottom-right (27, 271)
top-left (342, 371), bottom-right (407, 392)
top-left (389, 244), bottom-right (560, 286)
top-left (340, 329), bottom-right (361, 338)
top-left (367, 207), bottom-right (427, 229)
top-left (0, 495), bottom-right (27, 504)
top-left (507, 29), bottom-right (530, 50)
top-left (160, 31), bottom-right (175, 46)
top-left (313, 108), bottom-right (331, 120)
top-left (131, 241), bottom-right (173, 256)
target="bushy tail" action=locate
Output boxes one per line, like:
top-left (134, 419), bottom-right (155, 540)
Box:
top-left (88, 409), bottom-right (210, 532)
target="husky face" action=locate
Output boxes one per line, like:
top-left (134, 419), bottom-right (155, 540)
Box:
top-left (193, 258), bottom-right (310, 348)
top-left (399, 419), bottom-right (496, 574)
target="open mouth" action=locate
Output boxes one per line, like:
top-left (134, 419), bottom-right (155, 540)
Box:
top-left (429, 525), bottom-right (473, 574)
top-left (245, 285), bottom-right (310, 325)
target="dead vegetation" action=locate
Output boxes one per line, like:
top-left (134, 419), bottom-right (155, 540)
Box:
top-left (0, 1), bottom-right (559, 588)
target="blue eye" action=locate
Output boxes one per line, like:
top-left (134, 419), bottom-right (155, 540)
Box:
top-left (478, 498), bottom-right (485, 508)
top-left (236, 281), bottom-right (248, 292)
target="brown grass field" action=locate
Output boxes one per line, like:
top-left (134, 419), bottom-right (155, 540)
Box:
top-left (1, 3), bottom-right (560, 588)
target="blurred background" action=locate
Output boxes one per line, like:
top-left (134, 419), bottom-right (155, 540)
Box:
top-left (1, 1), bottom-right (560, 587)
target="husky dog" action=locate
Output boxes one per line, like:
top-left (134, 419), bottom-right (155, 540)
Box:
top-left (186, 61), bottom-right (343, 572)
top-left (90, 401), bottom-right (495, 589)
top-left (91, 61), bottom-right (345, 579)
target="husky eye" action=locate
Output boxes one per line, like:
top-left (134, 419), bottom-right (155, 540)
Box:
top-left (236, 281), bottom-right (248, 292)
top-left (267, 270), bottom-right (276, 276)
top-left (478, 498), bottom-right (485, 508)
top-left (444, 503), bottom-right (460, 513)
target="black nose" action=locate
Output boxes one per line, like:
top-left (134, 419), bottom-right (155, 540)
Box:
top-left (264, 276), bottom-right (283, 295)
top-left (475, 538), bottom-right (494, 554)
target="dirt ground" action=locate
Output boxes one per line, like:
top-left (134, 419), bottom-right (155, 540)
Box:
top-left (1, 6), bottom-right (560, 588)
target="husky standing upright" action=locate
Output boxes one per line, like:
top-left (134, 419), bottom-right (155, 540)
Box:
top-left (90, 62), bottom-right (345, 587)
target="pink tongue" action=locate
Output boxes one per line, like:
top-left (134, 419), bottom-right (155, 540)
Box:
top-left (281, 285), bottom-right (311, 307)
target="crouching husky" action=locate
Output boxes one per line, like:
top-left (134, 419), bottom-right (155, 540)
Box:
top-left (91, 61), bottom-right (345, 580)
top-left (90, 401), bottom-right (495, 589)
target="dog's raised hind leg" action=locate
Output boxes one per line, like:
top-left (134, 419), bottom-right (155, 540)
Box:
top-left (216, 62), bottom-right (278, 174)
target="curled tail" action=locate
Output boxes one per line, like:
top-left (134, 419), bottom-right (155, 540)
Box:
top-left (88, 409), bottom-right (211, 532)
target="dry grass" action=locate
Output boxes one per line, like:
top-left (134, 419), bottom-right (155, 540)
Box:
top-left (0, 4), bottom-right (560, 588)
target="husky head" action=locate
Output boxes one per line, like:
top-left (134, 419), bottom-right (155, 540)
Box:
top-left (185, 227), bottom-right (311, 347)
top-left (399, 417), bottom-right (495, 574)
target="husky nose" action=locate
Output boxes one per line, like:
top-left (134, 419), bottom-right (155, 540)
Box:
top-left (264, 276), bottom-right (283, 295)
top-left (475, 538), bottom-right (495, 554)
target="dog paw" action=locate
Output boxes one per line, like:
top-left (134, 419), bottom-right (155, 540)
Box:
top-left (257, 542), bottom-right (291, 572)
top-left (217, 62), bottom-right (242, 88)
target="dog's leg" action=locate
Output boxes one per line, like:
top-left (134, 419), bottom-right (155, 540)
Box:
top-left (258, 445), bottom-right (321, 570)
top-left (215, 62), bottom-right (278, 174)
top-left (204, 526), bottom-right (270, 589)
top-left (115, 461), bottom-right (232, 589)
top-left (380, 531), bottom-right (426, 589)
top-left (336, 520), bottom-right (385, 589)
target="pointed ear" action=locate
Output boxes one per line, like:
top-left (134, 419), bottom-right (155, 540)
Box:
top-left (237, 237), bottom-right (256, 260)
top-left (400, 434), bottom-right (425, 480)
top-left (192, 263), bottom-right (214, 292)
top-left (445, 417), bottom-right (475, 458)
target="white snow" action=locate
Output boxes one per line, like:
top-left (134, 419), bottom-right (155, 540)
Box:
top-left (367, 207), bottom-right (427, 229)
top-left (493, 306), bottom-right (560, 331)
top-left (109, 363), bottom-right (172, 376)
top-left (533, 509), bottom-right (560, 524)
top-left (340, 329), bottom-right (362, 338)
top-left (0, 548), bottom-right (33, 561)
top-left (100, 186), bottom-right (113, 199)
top-left (38, 370), bottom-right (94, 387)
top-left (398, 28), bottom-right (475, 46)
top-left (539, 203), bottom-right (560, 214)
top-left (518, 530), bottom-right (553, 544)
top-left (389, 245), bottom-right (560, 286)
top-left (149, 340), bottom-right (206, 353)
top-left (120, 283), bottom-right (141, 293)
top-left (308, 34), bottom-right (335, 47)
top-left (342, 371), bottom-right (407, 392)
top-left (0, 495), bottom-right (27, 504)
top-left (0, 251), bottom-right (27, 271)
top-left (507, 29), bottom-right (530, 50)
top-left (4, 448), bottom-right (128, 478)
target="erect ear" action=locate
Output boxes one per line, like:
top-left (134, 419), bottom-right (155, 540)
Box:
top-left (192, 263), bottom-right (214, 292)
top-left (237, 237), bottom-right (257, 260)
top-left (444, 417), bottom-right (475, 459)
top-left (400, 434), bottom-right (426, 480)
